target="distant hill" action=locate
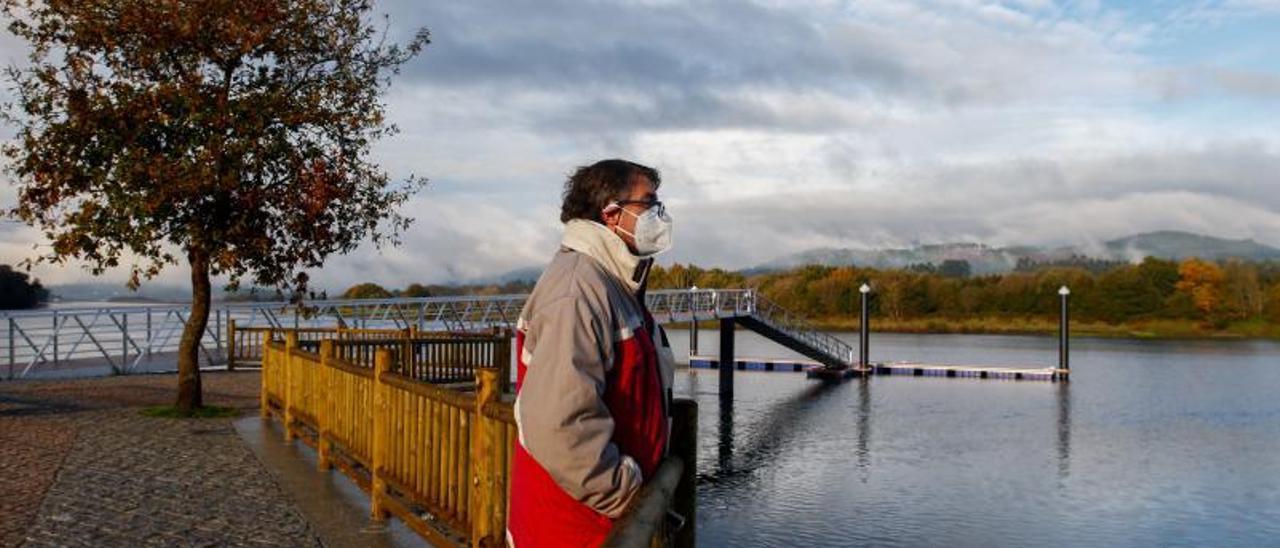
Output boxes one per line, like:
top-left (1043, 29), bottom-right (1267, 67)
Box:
top-left (48, 282), bottom-right (279, 303)
top-left (1102, 231), bottom-right (1280, 262)
top-left (47, 268), bottom-right (549, 303)
top-left (473, 266), bottom-right (544, 285)
top-left (759, 231), bottom-right (1280, 274)
top-left (49, 282), bottom-right (191, 303)
top-left (760, 243), bottom-right (1026, 275)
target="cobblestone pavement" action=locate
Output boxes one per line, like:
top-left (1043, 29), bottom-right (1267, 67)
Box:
top-left (0, 401), bottom-right (76, 547)
top-left (1, 372), bottom-right (324, 547)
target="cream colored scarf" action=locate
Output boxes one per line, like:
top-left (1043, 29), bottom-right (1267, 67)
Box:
top-left (561, 219), bottom-right (645, 293)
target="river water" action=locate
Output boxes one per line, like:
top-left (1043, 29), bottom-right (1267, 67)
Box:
top-left (663, 329), bottom-right (1280, 547)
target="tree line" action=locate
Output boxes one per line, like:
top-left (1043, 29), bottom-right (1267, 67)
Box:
top-left (0, 264), bottom-right (50, 310)
top-left (335, 257), bottom-right (1280, 330)
top-left (648, 258), bottom-right (1280, 328)
top-left (340, 280), bottom-right (536, 300)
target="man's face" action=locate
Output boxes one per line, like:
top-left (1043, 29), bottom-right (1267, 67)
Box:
top-left (603, 176), bottom-right (658, 254)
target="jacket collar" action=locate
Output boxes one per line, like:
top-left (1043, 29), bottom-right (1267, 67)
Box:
top-left (561, 219), bottom-right (649, 293)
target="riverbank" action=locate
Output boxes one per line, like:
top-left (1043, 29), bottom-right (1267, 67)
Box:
top-left (805, 316), bottom-right (1280, 340)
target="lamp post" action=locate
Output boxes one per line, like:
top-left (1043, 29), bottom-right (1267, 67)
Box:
top-left (859, 283), bottom-right (871, 369)
top-left (1058, 286), bottom-right (1070, 373)
top-left (689, 285), bottom-right (699, 356)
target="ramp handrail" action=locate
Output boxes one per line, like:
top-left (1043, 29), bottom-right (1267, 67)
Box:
top-left (748, 295), bottom-right (856, 368)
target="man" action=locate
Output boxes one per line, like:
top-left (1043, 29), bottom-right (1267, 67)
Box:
top-left (507, 159), bottom-right (676, 547)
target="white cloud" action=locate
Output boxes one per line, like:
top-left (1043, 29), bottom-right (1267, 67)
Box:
top-left (3, 0), bottom-right (1280, 292)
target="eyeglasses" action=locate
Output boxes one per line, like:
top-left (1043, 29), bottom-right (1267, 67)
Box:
top-left (613, 199), bottom-right (665, 216)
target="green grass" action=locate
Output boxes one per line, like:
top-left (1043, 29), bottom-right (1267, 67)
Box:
top-left (140, 405), bottom-right (240, 419)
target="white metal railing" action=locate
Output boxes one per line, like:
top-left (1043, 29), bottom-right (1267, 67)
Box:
top-left (0, 288), bottom-right (855, 379)
top-left (0, 306), bottom-right (234, 379)
top-left (749, 295), bottom-right (857, 367)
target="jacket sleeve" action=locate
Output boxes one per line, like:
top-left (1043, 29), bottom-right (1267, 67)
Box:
top-left (516, 295), bottom-right (642, 518)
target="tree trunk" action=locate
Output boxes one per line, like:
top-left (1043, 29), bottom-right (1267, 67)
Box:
top-left (176, 248), bottom-right (211, 412)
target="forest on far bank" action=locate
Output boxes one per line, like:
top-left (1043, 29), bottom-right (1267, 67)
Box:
top-left (0, 264), bottom-right (50, 310)
top-left (336, 256), bottom-right (1280, 337)
top-left (646, 258), bottom-right (1280, 333)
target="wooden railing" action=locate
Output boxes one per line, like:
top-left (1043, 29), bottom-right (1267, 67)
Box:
top-left (228, 324), bottom-right (510, 376)
top-left (263, 333), bottom-right (514, 545)
top-left (319, 336), bottom-right (510, 389)
top-left (228, 323), bottom-right (348, 369)
top-left (261, 332), bottom-right (693, 547)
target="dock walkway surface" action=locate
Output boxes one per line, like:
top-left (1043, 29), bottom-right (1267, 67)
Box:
top-left (0, 372), bottom-right (368, 548)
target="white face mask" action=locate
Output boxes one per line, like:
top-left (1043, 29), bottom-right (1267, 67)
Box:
top-left (608, 202), bottom-right (673, 256)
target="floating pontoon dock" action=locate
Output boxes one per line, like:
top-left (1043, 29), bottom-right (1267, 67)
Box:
top-left (689, 355), bottom-right (1067, 382)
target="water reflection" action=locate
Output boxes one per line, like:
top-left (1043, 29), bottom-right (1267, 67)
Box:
top-left (706, 380), bottom-right (843, 483)
top-left (717, 397), bottom-right (734, 472)
top-left (673, 331), bottom-right (1280, 547)
top-left (1057, 379), bottom-right (1072, 480)
top-left (855, 378), bottom-right (871, 479)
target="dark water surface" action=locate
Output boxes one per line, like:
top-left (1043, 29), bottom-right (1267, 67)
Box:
top-left (664, 330), bottom-right (1280, 547)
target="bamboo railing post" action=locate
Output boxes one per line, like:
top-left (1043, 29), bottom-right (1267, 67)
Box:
top-left (283, 332), bottom-right (298, 441)
top-left (671, 398), bottom-right (698, 548)
top-left (400, 327), bottom-right (412, 378)
top-left (260, 329), bottom-right (272, 419)
top-left (470, 367), bottom-right (500, 547)
top-left (495, 336), bottom-right (512, 393)
top-left (227, 318), bottom-right (237, 371)
top-left (371, 348), bottom-right (392, 523)
top-left (318, 339), bottom-right (335, 471)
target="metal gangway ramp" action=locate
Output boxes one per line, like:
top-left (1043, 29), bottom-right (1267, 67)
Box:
top-left (1, 289), bottom-right (856, 380)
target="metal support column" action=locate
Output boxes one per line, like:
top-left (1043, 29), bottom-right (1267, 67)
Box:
top-left (7, 317), bottom-right (14, 380)
top-left (689, 318), bottom-right (699, 356)
top-left (1059, 286), bottom-right (1071, 374)
top-left (215, 309), bottom-right (222, 355)
top-left (719, 318), bottom-right (735, 399)
top-left (120, 313), bottom-right (128, 375)
top-left (52, 312), bottom-right (58, 366)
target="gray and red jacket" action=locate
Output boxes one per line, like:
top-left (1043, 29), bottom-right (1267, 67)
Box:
top-left (507, 219), bottom-right (675, 547)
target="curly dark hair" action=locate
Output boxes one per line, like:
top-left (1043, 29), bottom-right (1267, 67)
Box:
top-left (560, 159), bottom-right (661, 224)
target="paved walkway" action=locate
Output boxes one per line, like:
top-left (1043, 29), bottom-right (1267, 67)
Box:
top-left (0, 372), bottom-right (323, 547)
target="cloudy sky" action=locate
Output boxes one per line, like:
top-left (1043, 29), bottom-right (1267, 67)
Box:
top-left (3, 0), bottom-right (1280, 292)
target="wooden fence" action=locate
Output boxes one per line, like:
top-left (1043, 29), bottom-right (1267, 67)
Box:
top-left (261, 332), bottom-right (695, 547)
top-left (228, 323), bottom-right (510, 373)
top-left (228, 323), bottom-right (339, 369)
top-left (256, 329), bottom-right (511, 392)
top-left (319, 336), bottom-right (510, 390)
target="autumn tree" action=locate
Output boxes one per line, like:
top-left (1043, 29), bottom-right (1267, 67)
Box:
top-left (1266, 285), bottom-right (1280, 324)
top-left (1090, 258), bottom-right (1177, 322)
top-left (401, 283), bottom-right (433, 298)
top-left (342, 282), bottom-right (393, 299)
top-left (938, 259), bottom-right (971, 279)
top-left (1221, 260), bottom-right (1263, 320)
top-left (2, 0), bottom-right (429, 412)
top-left (875, 270), bottom-right (912, 321)
top-left (1175, 258), bottom-right (1225, 323)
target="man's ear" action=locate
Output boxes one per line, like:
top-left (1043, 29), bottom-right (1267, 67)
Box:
top-left (601, 204), bottom-right (621, 227)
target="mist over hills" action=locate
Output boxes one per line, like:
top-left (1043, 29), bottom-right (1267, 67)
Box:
top-left (758, 231), bottom-right (1280, 274)
top-left (43, 231), bottom-right (1280, 301)
top-left (46, 282), bottom-right (195, 303)
top-left (46, 268), bottom-right (548, 303)
top-left (1100, 232), bottom-right (1280, 263)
